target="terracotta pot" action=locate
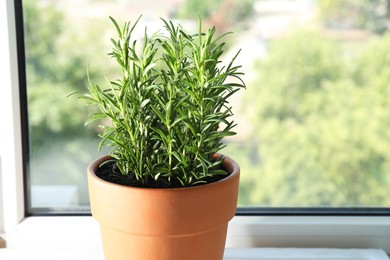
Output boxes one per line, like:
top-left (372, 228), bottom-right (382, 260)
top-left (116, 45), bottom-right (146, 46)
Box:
top-left (87, 154), bottom-right (240, 260)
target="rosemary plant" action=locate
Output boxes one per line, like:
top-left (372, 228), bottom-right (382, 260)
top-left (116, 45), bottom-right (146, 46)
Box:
top-left (84, 16), bottom-right (245, 187)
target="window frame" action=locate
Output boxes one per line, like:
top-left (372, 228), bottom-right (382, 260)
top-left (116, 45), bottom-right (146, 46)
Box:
top-left (1, 0), bottom-right (390, 253)
top-left (0, 0), bottom-right (25, 233)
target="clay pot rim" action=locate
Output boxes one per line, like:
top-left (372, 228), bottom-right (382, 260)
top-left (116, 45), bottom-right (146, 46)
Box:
top-left (88, 153), bottom-right (239, 192)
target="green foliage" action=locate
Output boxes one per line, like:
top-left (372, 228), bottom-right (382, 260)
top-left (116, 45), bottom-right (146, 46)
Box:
top-left (23, 0), bottom-right (64, 80)
top-left (319, 0), bottom-right (390, 34)
top-left (225, 0), bottom-right (255, 26)
top-left (252, 29), bottom-right (344, 122)
top-left (176, 0), bottom-right (255, 29)
top-left (23, 0), bottom-right (109, 145)
top-left (178, 0), bottom-right (223, 19)
top-left (83, 17), bottom-right (245, 187)
top-left (245, 29), bottom-right (390, 206)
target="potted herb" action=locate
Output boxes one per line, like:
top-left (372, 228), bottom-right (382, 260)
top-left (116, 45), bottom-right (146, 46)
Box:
top-left (84, 16), bottom-right (245, 260)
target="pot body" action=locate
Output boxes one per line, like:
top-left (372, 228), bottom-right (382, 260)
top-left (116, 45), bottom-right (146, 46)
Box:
top-left (87, 154), bottom-right (240, 260)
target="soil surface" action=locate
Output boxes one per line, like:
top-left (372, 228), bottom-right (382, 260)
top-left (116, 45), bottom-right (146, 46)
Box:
top-left (95, 160), bottom-right (229, 188)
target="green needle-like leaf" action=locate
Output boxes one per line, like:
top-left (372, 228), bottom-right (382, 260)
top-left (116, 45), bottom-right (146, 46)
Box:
top-left (83, 16), bottom-right (244, 187)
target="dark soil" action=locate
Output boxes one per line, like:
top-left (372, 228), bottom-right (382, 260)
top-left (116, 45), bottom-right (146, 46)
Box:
top-left (95, 160), bottom-right (229, 188)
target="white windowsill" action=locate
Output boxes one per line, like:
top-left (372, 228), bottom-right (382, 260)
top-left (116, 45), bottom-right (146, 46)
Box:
top-left (0, 248), bottom-right (388, 260)
top-left (0, 216), bottom-right (389, 260)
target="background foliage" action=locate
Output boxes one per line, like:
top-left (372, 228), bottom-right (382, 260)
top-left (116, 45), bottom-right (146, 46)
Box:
top-left (242, 28), bottom-right (390, 206)
top-left (319, 0), bottom-right (390, 34)
top-left (177, 0), bottom-right (255, 31)
top-left (24, 0), bottom-right (107, 146)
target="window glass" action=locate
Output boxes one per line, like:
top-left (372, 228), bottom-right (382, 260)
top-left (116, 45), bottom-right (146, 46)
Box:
top-left (23, 0), bottom-right (390, 212)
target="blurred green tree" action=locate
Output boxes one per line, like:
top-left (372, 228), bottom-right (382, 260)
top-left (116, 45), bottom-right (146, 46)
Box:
top-left (176, 0), bottom-right (254, 31)
top-left (319, 0), bottom-right (390, 34)
top-left (23, 0), bottom-right (107, 146)
top-left (245, 29), bottom-right (390, 206)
